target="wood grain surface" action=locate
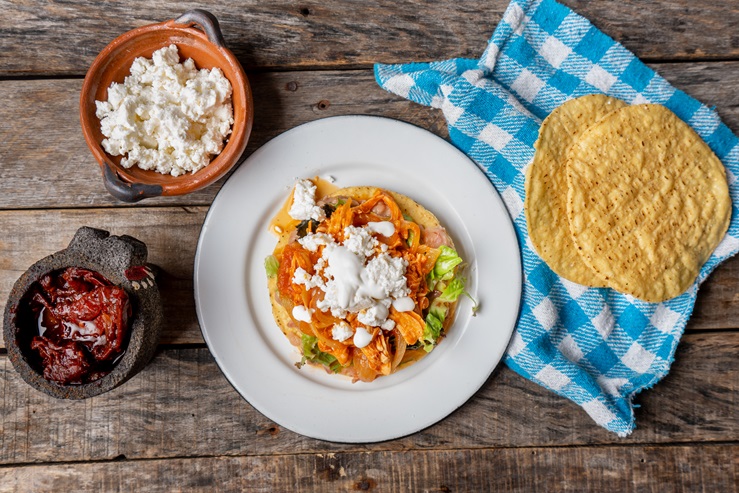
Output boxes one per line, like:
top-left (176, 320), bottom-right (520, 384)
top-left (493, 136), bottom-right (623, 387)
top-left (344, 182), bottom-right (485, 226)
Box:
top-left (1, 0), bottom-right (737, 489)
top-left (0, 333), bottom-right (735, 465)
top-left (0, 444), bottom-right (736, 493)
top-left (1, 63), bottom-right (737, 210)
top-left (0, 206), bottom-right (736, 349)
top-left (0, 0), bottom-right (737, 77)
top-left (0, 208), bottom-right (205, 347)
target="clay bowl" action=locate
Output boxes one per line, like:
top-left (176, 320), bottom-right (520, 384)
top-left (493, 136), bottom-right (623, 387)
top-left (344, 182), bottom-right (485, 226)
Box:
top-left (80, 9), bottom-right (253, 202)
top-left (3, 227), bottom-right (163, 399)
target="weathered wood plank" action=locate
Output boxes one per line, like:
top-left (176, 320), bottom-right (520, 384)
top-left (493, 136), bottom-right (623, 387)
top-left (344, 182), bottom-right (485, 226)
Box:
top-left (0, 208), bottom-right (207, 347)
top-left (0, 332), bottom-right (735, 464)
top-left (1, 0), bottom-right (738, 77)
top-left (1, 63), bottom-right (737, 210)
top-left (0, 206), bottom-right (736, 352)
top-left (0, 444), bottom-right (736, 493)
top-left (0, 70), bottom-right (446, 209)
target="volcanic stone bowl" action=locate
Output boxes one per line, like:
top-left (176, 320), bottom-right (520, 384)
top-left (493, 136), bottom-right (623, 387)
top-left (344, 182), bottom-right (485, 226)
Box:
top-left (3, 227), bottom-right (163, 399)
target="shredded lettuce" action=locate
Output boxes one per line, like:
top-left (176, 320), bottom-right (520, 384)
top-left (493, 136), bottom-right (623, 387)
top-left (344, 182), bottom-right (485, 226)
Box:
top-left (298, 334), bottom-right (342, 372)
top-left (422, 275), bottom-right (480, 351)
top-left (264, 255), bottom-right (279, 278)
top-left (428, 246), bottom-right (463, 290)
top-left (438, 277), bottom-right (466, 302)
top-left (438, 276), bottom-right (478, 312)
top-left (422, 303), bottom-right (447, 352)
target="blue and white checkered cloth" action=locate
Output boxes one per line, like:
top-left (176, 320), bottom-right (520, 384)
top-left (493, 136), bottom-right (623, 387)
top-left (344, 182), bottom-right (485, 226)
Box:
top-left (375, 0), bottom-right (739, 436)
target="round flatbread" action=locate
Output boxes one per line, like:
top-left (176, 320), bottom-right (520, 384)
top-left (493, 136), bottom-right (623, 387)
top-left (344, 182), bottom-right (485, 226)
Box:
top-left (525, 94), bottom-right (627, 286)
top-left (566, 104), bottom-right (731, 302)
top-left (268, 186), bottom-right (452, 337)
top-left (267, 184), bottom-right (462, 381)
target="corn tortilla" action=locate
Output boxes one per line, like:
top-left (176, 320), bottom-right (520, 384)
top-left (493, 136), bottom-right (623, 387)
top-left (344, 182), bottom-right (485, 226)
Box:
top-left (525, 94), bottom-right (627, 286)
top-left (268, 186), bottom-right (456, 353)
top-left (565, 104), bottom-right (731, 302)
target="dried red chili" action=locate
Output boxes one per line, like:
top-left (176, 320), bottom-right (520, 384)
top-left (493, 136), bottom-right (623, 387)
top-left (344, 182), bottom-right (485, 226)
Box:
top-left (25, 267), bottom-right (132, 384)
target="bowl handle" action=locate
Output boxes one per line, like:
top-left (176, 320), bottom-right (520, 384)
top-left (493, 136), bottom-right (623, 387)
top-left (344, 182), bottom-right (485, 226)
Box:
top-left (174, 9), bottom-right (226, 47)
top-left (102, 162), bottom-right (163, 203)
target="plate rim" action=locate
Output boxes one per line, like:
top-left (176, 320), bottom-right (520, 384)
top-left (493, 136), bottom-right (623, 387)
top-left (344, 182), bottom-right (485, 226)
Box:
top-left (194, 114), bottom-right (522, 442)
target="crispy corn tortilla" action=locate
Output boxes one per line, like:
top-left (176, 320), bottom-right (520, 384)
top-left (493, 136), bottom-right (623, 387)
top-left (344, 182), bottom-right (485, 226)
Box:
top-left (268, 186), bottom-right (454, 342)
top-left (525, 94), bottom-right (627, 286)
top-left (566, 104), bottom-right (731, 302)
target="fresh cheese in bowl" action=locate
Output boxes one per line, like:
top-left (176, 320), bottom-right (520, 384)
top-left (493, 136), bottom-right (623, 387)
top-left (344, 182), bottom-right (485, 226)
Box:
top-left (95, 44), bottom-right (234, 177)
top-left (80, 9), bottom-right (253, 202)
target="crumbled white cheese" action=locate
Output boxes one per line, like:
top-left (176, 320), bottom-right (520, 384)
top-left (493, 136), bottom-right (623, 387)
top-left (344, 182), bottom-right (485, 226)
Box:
top-left (392, 296), bottom-right (416, 313)
top-left (290, 201), bottom-right (412, 337)
top-left (343, 225), bottom-right (379, 259)
top-left (289, 179), bottom-right (326, 222)
top-left (292, 267), bottom-right (311, 285)
top-left (298, 233), bottom-right (335, 253)
top-left (95, 44), bottom-right (234, 177)
top-left (316, 246), bottom-right (409, 330)
top-left (331, 321), bottom-right (354, 342)
top-left (292, 266), bottom-right (326, 291)
top-left (362, 253), bottom-right (410, 300)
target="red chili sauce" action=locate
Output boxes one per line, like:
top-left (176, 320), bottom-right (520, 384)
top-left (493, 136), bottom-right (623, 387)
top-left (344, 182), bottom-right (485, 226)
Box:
top-left (21, 267), bottom-right (132, 384)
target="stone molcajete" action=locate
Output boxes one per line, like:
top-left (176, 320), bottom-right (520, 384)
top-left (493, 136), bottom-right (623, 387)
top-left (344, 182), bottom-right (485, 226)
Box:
top-left (3, 227), bottom-right (163, 399)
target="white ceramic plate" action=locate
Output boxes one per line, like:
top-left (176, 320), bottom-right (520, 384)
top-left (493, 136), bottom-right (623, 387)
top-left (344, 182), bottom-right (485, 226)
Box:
top-left (194, 116), bottom-right (521, 442)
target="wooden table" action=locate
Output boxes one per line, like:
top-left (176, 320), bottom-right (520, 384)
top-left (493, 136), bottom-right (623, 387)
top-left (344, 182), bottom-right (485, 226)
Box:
top-left (0, 1), bottom-right (737, 490)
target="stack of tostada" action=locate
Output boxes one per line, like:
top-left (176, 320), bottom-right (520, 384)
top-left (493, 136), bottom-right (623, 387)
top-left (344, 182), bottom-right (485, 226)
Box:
top-left (525, 95), bottom-right (731, 303)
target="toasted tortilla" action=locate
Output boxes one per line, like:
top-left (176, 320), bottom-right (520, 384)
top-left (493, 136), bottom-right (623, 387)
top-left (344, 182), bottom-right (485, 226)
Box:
top-left (525, 94), bottom-right (627, 287)
top-left (267, 185), bottom-right (457, 373)
top-left (566, 104), bottom-right (731, 302)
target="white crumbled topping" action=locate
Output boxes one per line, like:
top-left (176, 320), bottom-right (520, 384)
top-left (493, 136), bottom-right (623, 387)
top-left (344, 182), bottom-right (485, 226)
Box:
top-left (292, 266), bottom-right (326, 290)
top-left (298, 233), bottom-right (335, 253)
top-left (343, 225), bottom-right (379, 260)
top-left (292, 267), bottom-right (311, 285)
top-left (316, 247), bottom-right (409, 330)
top-left (331, 321), bottom-right (354, 342)
top-left (95, 44), bottom-right (234, 177)
top-left (362, 253), bottom-right (410, 299)
top-left (290, 200), bottom-right (412, 338)
top-left (289, 179), bottom-right (326, 221)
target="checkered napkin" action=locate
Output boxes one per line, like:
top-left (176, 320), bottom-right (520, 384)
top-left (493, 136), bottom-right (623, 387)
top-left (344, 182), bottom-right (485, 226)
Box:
top-left (375, 0), bottom-right (739, 436)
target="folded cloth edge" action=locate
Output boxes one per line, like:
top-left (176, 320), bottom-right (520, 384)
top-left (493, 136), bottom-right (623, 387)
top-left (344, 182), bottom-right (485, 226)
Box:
top-left (374, 0), bottom-right (738, 437)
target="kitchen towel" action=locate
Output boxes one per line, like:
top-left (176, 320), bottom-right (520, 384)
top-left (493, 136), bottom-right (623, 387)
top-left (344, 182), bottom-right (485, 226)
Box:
top-left (375, 0), bottom-right (738, 436)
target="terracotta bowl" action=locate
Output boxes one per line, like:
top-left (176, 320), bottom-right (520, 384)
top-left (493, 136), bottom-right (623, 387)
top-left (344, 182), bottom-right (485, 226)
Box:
top-left (80, 9), bottom-right (253, 202)
top-left (3, 227), bottom-right (163, 399)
